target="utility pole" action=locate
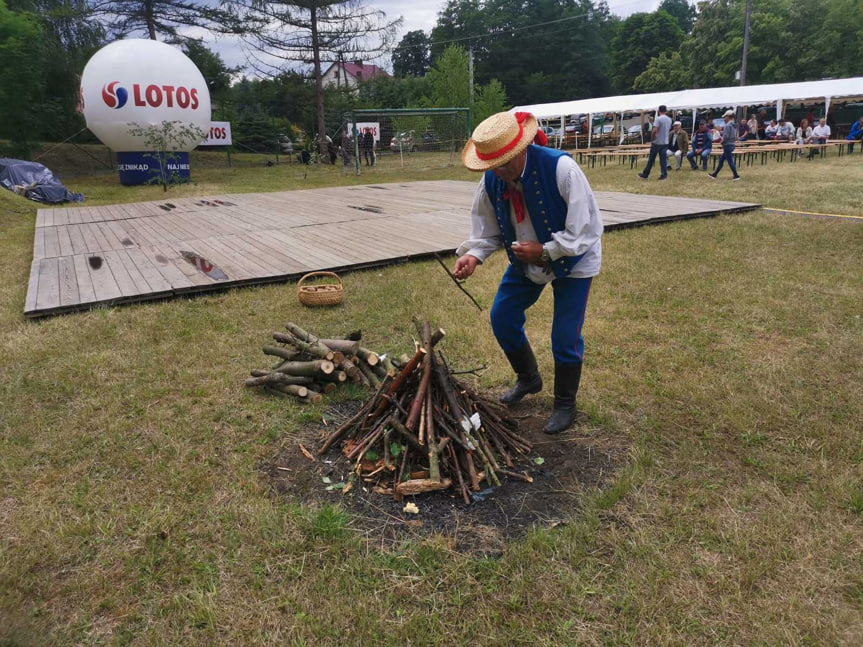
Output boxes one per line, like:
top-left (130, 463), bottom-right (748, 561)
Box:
top-left (740, 0), bottom-right (753, 87)
top-left (468, 45), bottom-right (475, 103)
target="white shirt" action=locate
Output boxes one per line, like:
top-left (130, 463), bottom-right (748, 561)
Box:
top-left (456, 154), bottom-right (603, 284)
top-left (812, 124), bottom-right (831, 138)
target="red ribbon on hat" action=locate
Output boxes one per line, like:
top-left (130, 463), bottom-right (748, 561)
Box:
top-left (475, 112), bottom-right (547, 161)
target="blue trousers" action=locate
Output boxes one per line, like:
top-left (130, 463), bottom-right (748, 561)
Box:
top-left (490, 264), bottom-right (592, 364)
top-left (713, 144), bottom-right (739, 177)
top-left (687, 149), bottom-right (710, 170)
top-left (641, 143), bottom-right (669, 178)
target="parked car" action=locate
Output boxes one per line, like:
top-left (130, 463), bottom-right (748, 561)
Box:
top-left (592, 124), bottom-right (615, 136)
top-left (390, 130), bottom-right (417, 153)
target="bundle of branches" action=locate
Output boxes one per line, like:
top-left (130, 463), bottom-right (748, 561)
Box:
top-left (318, 320), bottom-right (533, 503)
top-left (245, 322), bottom-right (392, 403)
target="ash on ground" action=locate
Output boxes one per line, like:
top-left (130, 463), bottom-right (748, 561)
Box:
top-left (263, 399), bottom-right (625, 553)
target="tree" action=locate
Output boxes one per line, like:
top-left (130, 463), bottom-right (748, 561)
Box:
top-left (0, 0), bottom-right (47, 155)
top-left (393, 29), bottom-right (431, 77)
top-left (659, 0), bottom-right (697, 33)
top-left (234, 0), bottom-right (400, 162)
top-left (610, 9), bottom-right (685, 93)
top-left (430, 0), bottom-right (616, 107)
top-left (633, 51), bottom-right (690, 92)
top-left (182, 39), bottom-right (238, 112)
top-left (472, 78), bottom-right (508, 124)
top-left (88, 0), bottom-right (241, 42)
top-left (426, 45), bottom-right (471, 107)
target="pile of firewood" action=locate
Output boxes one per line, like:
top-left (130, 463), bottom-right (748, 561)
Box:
top-left (245, 323), bottom-right (390, 403)
top-left (318, 320), bottom-right (533, 503)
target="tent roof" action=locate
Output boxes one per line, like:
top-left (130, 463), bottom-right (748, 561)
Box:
top-left (514, 77), bottom-right (863, 118)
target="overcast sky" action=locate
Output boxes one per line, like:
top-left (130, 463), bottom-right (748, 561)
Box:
top-left (202, 0), bottom-right (663, 75)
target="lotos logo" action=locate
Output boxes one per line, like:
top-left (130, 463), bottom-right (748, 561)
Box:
top-left (102, 82), bottom-right (200, 110)
top-left (102, 81), bottom-right (128, 109)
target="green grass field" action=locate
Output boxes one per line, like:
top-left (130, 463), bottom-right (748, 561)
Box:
top-left (1, 150), bottom-right (861, 645)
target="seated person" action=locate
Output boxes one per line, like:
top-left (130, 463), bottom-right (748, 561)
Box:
top-left (808, 118), bottom-right (831, 159)
top-left (666, 121), bottom-right (689, 171)
top-left (687, 121), bottom-right (713, 171)
top-left (764, 119), bottom-right (779, 139)
top-left (737, 120), bottom-right (751, 141)
top-left (796, 119), bottom-right (813, 154)
top-left (846, 116), bottom-right (863, 154)
top-left (777, 118), bottom-right (795, 142)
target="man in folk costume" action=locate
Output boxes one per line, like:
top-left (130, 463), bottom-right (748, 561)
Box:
top-left (453, 112), bottom-right (603, 434)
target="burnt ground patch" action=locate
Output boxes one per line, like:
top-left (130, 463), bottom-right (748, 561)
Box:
top-left (263, 398), bottom-right (627, 553)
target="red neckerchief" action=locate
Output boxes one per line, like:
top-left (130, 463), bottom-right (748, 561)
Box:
top-left (503, 181), bottom-right (526, 224)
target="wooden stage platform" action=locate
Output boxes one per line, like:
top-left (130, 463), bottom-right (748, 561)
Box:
top-left (25, 180), bottom-right (759, 317)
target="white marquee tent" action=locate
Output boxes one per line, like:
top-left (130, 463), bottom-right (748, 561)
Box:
top-left (513, 77), bottom-right (863, 146)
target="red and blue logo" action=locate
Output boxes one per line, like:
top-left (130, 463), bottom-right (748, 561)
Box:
top-left (102, 81), bottom-right (128, 109)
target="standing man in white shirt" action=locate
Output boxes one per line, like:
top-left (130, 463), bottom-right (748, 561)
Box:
top-left (453, 111), bottom-right (603, 434)
top-left (808, 118), bottom-right (831, 159)
top-left (638, 105), bottom-right (673, 181)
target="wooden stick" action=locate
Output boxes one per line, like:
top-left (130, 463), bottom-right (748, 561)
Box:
top-left (433, 252), bottom-right (483, 311)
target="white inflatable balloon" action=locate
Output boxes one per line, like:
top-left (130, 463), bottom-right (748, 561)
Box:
top-left (81, 39), bottom-right (212, 152)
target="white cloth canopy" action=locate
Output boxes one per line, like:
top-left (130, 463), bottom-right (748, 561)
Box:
top-left (514, 77), bottom-right (863, 118)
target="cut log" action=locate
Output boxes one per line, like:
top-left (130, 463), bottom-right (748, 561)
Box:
top-left (319, 339), bottom-right (361, 355)
top-left (245, 373), bottom-right (315, 387)
top-left (275, 332), bottom-right (334, 361)
top-left (270, 384), bottom-right (309, 398)
top-left (356, 347), bottom-right (379, 366)
top-left (268, 359), bottom-right (334, 376)
top-left (263, 345), bottom-right (300, 360)
top-left (356, 358), bottom-right (380, 388)
top-left (395, 478), bottom-right (452, 496)
top-left (317, 371), bottom-right (347, 383)
top-left (285, 322), bottom-right (336, 358)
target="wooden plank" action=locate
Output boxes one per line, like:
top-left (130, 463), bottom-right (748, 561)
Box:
top-left (72, 254), bottom-right (97, 304)
top-left (135, 245), bottom-right (194, 290)
top-left (43, 227), bottom-right (61, 258)
top-left (86, 252), bottom-right (123, 302)
top-left (57, 226), bottom-right (75, 257)
top-left (35, 258), bottom-right (60, 311)
top-left (79, 223), bottom-right (103, 253)
top-left (102, 250), bottom-right (142, 297)
top-left (123, 248), bottom-right (172, 293)
top-left (67, 225), bottom-right (89, 255)
top-left (83, 222), bottom-right (112, 253)
top-left (111, 248), bottom-right (152, 295)
top-left (95, 220), bottom-right (125, 251)
top-left (24, 259), bottom-right (40, 314)
top-left (33, 228), bottom-right (46, 261)
top-left (57, 256), bottom-right (80, 307)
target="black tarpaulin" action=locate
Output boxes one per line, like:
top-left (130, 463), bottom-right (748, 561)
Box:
top-left (0, 158), bottom-right (84, 204)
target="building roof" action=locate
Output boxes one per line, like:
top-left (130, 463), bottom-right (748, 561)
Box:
top-left (326, 61), bottom-right (390, 80)
top-left (513, 77), bottom-right (863, 117)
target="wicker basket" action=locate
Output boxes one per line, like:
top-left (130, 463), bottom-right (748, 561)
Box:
top-left (297, 271), bottom-right (344, 307)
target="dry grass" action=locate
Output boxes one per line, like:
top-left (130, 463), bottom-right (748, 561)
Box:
top-left (1, 151), bottom-right (861, 645)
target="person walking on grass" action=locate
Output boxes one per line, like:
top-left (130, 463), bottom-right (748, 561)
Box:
top-left (453, 111), bottom-right (603, 435)
top-left (638, 105), bottom-right (672, 181)
top-left (709, 110), bottom-right (741, 181)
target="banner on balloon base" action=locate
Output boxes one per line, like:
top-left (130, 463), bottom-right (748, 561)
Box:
top-left (117, 151), bottom-right (190, 186)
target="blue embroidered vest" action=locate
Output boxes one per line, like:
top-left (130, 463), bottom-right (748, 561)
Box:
top-left (484, 144), bottom-right (583, 279)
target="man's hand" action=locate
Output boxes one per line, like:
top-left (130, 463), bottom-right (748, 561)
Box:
top-left (453, 254), bottom-right (480, 279)
top-left (511, 240), bottom-right (544, 264)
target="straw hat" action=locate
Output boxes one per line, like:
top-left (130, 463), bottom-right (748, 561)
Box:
top-left (462, 111), bottom-right (539, 172)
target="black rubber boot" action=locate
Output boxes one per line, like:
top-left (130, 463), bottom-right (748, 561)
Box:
top-left (499, 344), bottom-right (543, 405)
top-left (542, 362), bottom-right (583, 434)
